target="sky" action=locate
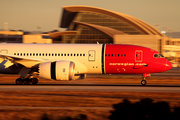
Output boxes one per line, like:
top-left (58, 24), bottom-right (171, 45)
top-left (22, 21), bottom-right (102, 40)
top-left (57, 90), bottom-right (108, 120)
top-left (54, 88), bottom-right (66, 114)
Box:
top-left (0, 0), bottom-right (180, 32)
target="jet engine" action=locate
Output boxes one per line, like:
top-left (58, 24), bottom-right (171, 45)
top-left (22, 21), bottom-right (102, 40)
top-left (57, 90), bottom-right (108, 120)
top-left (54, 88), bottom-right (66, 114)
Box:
top-left (39, 61), bottom-right (75, 80)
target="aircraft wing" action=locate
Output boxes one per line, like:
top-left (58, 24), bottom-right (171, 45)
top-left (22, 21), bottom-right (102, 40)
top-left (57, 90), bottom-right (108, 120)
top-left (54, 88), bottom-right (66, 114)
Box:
top-left (0, 53), bottom-right (49, 68)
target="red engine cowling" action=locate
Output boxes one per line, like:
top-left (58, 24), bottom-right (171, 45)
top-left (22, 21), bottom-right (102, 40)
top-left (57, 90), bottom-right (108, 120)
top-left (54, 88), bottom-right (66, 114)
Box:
top-left (39, 61), bottom-right (75, 80)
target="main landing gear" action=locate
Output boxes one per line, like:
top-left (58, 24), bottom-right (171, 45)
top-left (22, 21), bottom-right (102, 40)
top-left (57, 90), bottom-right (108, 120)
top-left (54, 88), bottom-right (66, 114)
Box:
top-left (16, 77), bottom-right (38, 85)
top-left (141, 73), bottom-right (151, 86)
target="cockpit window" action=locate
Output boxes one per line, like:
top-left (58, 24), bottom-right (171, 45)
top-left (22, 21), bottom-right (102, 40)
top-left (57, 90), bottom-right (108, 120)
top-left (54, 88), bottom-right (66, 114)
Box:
top-left (159, 54), bottom-right (164, 57)
top-left (154, 54), bottom-right (164, 58)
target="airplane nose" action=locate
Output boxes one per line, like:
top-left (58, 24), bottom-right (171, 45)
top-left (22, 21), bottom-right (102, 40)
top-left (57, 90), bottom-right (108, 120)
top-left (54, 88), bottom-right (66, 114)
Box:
top-left (165, 60), bottom-right (172, 71)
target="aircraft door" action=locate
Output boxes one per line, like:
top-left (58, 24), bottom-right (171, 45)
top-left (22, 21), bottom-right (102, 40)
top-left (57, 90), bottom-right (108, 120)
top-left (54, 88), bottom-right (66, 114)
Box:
top-left (0, 49), bottom-right (8, 54)
top-left (135, 50), bottom-right (143, 62)
top-left (88, 50), bottom-right (95, 61)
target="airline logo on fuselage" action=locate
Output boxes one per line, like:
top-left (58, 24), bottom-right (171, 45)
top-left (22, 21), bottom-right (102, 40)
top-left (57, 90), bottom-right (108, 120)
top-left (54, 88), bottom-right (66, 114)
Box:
top-left (109, 63), bottom-right (147, 66)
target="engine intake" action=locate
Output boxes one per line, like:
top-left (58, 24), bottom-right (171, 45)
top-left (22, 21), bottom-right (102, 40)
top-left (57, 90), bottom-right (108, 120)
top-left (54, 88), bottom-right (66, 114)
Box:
top-left (39, 61), bottom-right (75, 80)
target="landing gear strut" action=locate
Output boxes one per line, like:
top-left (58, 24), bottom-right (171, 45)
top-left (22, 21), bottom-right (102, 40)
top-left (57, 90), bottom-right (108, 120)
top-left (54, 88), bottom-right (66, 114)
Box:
top-left (15, 77), bottom-right (38, 85)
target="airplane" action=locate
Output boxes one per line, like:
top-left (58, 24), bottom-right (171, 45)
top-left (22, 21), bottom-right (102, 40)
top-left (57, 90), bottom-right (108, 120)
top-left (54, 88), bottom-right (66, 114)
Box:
top-left (0, 43), bottom-right (172, 85)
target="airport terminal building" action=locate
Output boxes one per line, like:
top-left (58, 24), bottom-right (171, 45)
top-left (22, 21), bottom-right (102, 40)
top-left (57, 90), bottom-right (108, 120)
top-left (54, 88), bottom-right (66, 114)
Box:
top-left (55, 6), bottom-right (170, 54)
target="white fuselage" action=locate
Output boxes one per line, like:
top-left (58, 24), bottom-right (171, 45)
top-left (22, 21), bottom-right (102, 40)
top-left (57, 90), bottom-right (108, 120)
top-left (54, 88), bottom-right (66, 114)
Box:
top-left (0, 43), bottom-right (103, 74)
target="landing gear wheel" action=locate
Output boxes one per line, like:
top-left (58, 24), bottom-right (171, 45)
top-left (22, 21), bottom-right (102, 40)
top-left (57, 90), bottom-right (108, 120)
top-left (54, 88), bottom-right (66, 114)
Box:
top-left (24, 78), bottom-right (31, 85)
top-left (141, 80), bottom-right (146, 86)
top-left (31, 78), bottom-right (38, 85)
top-left (16, 78), bottom-right (24, 85)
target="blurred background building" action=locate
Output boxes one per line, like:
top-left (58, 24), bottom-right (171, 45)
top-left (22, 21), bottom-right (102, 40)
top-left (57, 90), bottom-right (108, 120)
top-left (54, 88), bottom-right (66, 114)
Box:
top-left (0, 5), bottom-right (180, 67)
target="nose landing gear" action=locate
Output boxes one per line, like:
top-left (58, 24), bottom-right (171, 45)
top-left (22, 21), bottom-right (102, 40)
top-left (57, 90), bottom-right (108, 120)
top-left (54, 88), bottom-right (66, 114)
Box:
top-left (141, 78), bottom-right (146, 86)
top-left (141, 73), bottom-right (151, 85)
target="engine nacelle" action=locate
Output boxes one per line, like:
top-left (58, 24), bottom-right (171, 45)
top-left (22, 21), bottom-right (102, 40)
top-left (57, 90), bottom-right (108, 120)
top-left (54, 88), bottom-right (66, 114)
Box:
top-left (39, 61), bottom-right (75, 80)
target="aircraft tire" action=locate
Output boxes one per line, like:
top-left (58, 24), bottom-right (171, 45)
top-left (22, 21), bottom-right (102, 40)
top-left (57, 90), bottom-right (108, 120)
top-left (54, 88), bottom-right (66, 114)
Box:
top-left (141, 80), bottom-right (146, 86)
top-left (16, 78), bottom-right (24, 85)
top-left (24, 78), bottom-right (31, 85)
top-left (31, 78), bottom-right (38, 85)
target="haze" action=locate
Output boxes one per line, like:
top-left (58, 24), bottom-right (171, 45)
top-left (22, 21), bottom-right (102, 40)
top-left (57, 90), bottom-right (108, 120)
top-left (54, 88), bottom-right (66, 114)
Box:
top-left (0, 0), bottom-right (180, 32)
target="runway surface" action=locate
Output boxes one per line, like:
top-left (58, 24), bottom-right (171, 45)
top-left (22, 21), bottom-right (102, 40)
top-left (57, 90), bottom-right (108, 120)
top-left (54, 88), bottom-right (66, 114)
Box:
top-left (87, 67), bottom-right (180, 78)
top-left (0, 84), bottom-right (180, 92)
top-left (0, 106), bottom-right (112, 110)
top-left (87, 72), bottom-right (180, 78)
top-left (0, 67), bottom-right (180, 93)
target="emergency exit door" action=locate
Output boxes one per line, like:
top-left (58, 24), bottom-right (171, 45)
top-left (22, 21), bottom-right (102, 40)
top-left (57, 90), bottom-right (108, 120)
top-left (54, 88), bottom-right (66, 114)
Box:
top-left (135, 50), bottom-right (143, 62)
top-left (0, 49), bottom-right (8, 54)
top-left (88, 50), bottom-right (95, 61)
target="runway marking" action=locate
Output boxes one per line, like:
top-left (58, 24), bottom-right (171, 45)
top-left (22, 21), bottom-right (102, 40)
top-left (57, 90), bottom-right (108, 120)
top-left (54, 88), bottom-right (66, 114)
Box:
top-left (0, 85), bottom-right (180, 92)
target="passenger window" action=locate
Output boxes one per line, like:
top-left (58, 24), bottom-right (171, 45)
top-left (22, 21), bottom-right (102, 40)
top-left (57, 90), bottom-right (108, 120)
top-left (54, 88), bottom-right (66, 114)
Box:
top-left (17, 53), bottom-right (19, 56)
top-left (52, 53), bottom-right (54, 56)
top-left (67, 54), bottom-right (69, 56)
top-left (115, 54), bottom-right (116, 57)
top-left (49, 53), bottom-right (51, 56)
top-left (108, 54), bottom-right (110, 56)
top-left (111, 54), bottom-right (113, 56)
top-left (58, 53), bottom-right (60, 56)
top-left (77, 54), bottom-right (79, 56)
top-left (20, 53), bottom-right (22, 56)
top-left (64, 54), bottom-right (66, 56)
top-left (36, 53), bottom-right (38, 56)
top-left (83, 54), bottom-right (85, 56)
top-left (121, 54), bottom-right (123, 57)
top-left (30, 53), bottom-right (32, 56)
top-left (46, 53), bottom-right (47, 56)
top-left (39, 53), bottom-right (41, 56)
top-left (118, 54), bottom-right (120, 57)
top-left (124, 54), bottom-right (126, 57)
top-left (42, 53), bottom-right (44, 56)
top-left (80, 54), bottom-right (82, 56)
top-left (55, 53), bottom-right (57, 56)
top-left (74, 54), bottom-right (76, 56)
top-left (27, 53), bottom-right (29, 56)
top-left (14, 53), bottom-right (16, 55)
top-left (61, 54), bottom-right (63, 56)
